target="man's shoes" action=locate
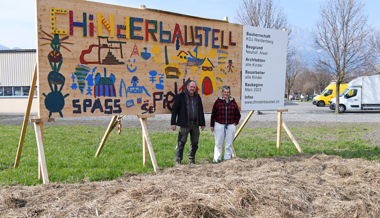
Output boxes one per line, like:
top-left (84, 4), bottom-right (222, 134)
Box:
top-left (189, 161), bottom-right (196, 165)
top-left (175, 161), bottom-right (181, 167)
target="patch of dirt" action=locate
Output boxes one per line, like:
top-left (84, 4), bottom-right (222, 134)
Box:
top-left (1, 154), bottom-right (379, 217)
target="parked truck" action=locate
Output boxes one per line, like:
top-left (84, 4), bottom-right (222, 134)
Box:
top-left (329, 75), bottom-right (380, 113)
top-left (313, 83), bottom-right (347, 107)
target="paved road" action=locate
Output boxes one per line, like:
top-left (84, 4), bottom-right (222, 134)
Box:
top-left (1, 101), bottom-right (380, 127)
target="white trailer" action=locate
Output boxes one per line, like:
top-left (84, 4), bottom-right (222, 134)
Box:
top-left (329, 75), bottom-right (380, 112)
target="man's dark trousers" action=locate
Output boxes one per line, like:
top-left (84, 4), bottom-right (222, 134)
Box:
top-left (175, 124), bottom-right (200, 163)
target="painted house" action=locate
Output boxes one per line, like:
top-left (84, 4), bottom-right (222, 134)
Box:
top-left (0, 49), bottom-right (38, 113)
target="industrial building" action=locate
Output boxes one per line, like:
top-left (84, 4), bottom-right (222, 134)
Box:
top-left (0, 49), bottom-right (38, 113)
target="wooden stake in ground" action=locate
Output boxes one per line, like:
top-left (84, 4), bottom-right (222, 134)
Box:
top-left (14, 64), bottom-right (37, 168)
top-left (138, 114), bottom-right (158, 172)
top-left (30, 118), bottom-right (55, 184)
top-left (95, 114), bottom-right (158, 172)
top-left (276, 109), bottom-right (303, 153)
top-left (232, 110), bottom-right (254, 157)
top-left (33, 121), bottom-right (49, 184)
top-left (138, 115), bottom-right (150, 166)
top-left (276, 109), bottom-right (287, 149)
top-left (95, 115), bottom-right (118, 157)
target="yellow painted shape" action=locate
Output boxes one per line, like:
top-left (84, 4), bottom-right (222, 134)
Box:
top-left (209, 49), bottom-right (216, 59)
top-left (192, 66), bottom-right (198, 76)
top-left (98, 13), bottom-right (102, 36)
top-left (169, 50), bottom-right (178, 60)
top-left (152, 44), bottom-right (160, 54)
top-left (199, 58), bottom-right (216, 97)
top-left (110, 14), bottom-right (114, 38)
top-left (50, 8), bottom-right (67, 35)
top-left (98, 13), bottom-right (114, 37)
top-left (154, 54), bottom-right (162, 63)
top-left (125, 16), bottom-right (130, 39)
top-left (189, 49), bottom-right (204, 60)
top-left (177, 51), bottom-right (188, 63)
top-left (153, 44), bottom-right (162, 63)
top-left (163, 63), bottom-right (183, 78)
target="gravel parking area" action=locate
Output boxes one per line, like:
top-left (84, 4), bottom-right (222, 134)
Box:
top-left (2, 101), bottom-right (380, 125)
top-left (1, 101), bottom-right (380, 142)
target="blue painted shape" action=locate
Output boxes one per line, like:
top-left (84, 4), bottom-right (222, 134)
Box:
top-left (71, 83), bottom-right (78, 90)
top-left (203, 27), bottom-right (211, 47)
top-left (195, 26), bottom-right (202, 46)
top-left (156, 73), bottom-right (164, 90)
top-left (126, 99), bottom-right (134, 108)
top-left (86, 67), bottom-right (96, 86)
top-left (156, 84), bottom-right (164, 90)
top-left (149, 70), bottom-right (157, 83)
top-left (160, 21), bottom-right (171, 43)
top-left (130, 17), bottom-right (143, 40)
top-left (86, 86), bottom-right (92, 95)
top-left (212, 29), bottom-right (220, 49)
top-left (73, 22), bottom-right (83, 27)
top-left (124, 86), bottom-right (152, 98)
top-left (94, 68), bottom-right (116, 98)
top-left (71, 73), bottom-right (75, 82)
top-left (131, 76), bottom-right (139, 86)
top-left (91, 98), bottom-right (103, 113)
top-left (119, 79), bottom-right (126, 97)
top-left (141, 47), bottom-right (151, 60)
top-left (126, 59), bottom-right (137, 73)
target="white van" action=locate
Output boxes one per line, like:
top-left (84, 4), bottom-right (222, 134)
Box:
top-left (329, 75), bottom-right (380, 112)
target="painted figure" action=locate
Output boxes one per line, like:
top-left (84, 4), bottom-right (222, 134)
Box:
top-left (199, 58), bottom-right (216, 97)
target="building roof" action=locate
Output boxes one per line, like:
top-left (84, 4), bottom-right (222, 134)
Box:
top-left (0, 49), bottom-right (36, 86)
top-left (0, 49), bottom-right (36, 53)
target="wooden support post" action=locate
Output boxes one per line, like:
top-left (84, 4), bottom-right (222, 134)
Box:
top-left (38, 121), bottom-right (43, 180)
top-left (95, 115), bottom-right (118, 157)
top-left (282, 121), bottom-right (303, 153)
top-left (33, 121), bottom-right (49, 184)
top-left (232, 110), bottom-right (254, 157)
top-left (140, 117), bottom-right (149, 166)
top-left (137, 114), bottom-right (158, 172)
top-left (14, 64), bottom-right (37, 168)
top-left (30, 118), bottom-right (54, 182)
top-left (276, 109), bottom-right (288, 149)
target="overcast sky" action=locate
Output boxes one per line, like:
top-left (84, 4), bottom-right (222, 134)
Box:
top-left (1, 0), bottom-right (380, 49)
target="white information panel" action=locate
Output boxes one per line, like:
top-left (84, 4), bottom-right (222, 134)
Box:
top-left (241, 26), bottom-right (288, 110)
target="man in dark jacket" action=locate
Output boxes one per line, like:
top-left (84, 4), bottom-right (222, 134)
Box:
top-left (171, 80), bottom-right (205, 165)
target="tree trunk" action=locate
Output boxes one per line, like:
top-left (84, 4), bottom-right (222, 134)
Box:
top-left (334, 82), bottom-right (340, 114)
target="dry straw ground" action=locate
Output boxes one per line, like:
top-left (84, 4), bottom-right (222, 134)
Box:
top-left (1, 153), bottom-right (379, 217)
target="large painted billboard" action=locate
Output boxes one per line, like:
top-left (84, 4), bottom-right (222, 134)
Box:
top-left (36, 0), bottom-right (243, 118)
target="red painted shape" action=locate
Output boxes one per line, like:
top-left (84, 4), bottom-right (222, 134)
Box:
top-left (80, 44), bottom-right (101, 64)
top-left (130, 43), bottom-right (140, 57)
top-left (171, 23), bottom-right (184, 44)
top-left (202, 77), bottom-right (213, 96)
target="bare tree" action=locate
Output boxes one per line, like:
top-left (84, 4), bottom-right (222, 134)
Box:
top-left (369, 28), bottom-right (380, 74)
top-left (235, 0), bottom-right (289, 30)
top-left (285, 50), bottom-right (304, 100)
top-left (235, 0), bottom-right (292, 107)
top-left (314, 0), bottom-right (371, 113)
top-left (311, 65), bottom-right (332, 94)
